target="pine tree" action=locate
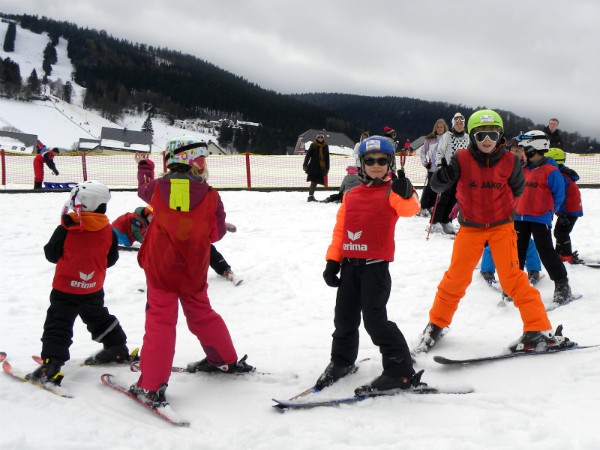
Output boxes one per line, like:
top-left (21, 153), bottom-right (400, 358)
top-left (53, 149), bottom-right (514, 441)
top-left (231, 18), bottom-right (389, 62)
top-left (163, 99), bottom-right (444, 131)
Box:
top-left (3, 22), bottom-right (16, 52)
top-left (142, 116), bottom-right (154, 135)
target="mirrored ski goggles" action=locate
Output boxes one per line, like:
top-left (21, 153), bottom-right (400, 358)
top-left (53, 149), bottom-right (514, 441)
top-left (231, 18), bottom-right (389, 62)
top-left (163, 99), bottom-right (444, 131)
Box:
top-left (363, 157), bottom-right (391, 166)
top-left (473, 131), bottom-right (501, 142)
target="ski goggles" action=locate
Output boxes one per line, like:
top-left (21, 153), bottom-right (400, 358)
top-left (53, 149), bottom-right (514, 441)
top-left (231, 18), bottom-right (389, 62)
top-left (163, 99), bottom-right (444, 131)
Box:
top-left (363, 156), bottom-right (391, 166)
top-left (473, 131), bottom-right (501, 142)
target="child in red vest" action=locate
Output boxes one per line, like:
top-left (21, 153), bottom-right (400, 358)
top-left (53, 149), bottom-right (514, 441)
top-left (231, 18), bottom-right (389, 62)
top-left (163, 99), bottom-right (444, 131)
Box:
top-left (545, 148), bottom-right (584, 264)
top-left (414, 111), bottom-right (575, 355)
top-left (131, 137), bottom-right (250, 409)
top-left (514, 131), bottom-right (575, 305)
top-left (112, 206), bottom-right (154, 247)
top-left (318, 135), bottom-right (424, 395)
top-left (27, 181), bottom-right (129, 385)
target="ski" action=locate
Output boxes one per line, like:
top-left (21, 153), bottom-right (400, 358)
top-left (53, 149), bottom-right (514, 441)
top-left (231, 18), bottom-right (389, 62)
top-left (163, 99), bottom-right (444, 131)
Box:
top-left (272, 385), bottom-right (472, 411)
top-left (101, 373), bottom-right (190, 427)
top-left (433, 344), bottom-right (600, 365)
top-left (222, 271), bottom-right (243, 286)
top-left (129, 354), bottom-right (270, 376)
top-left (545, 293), bottom-right (583, 311)
top-left (272, 358), bottom-right (369, 412)
top-left (1, 352), bottom-right (72, 398)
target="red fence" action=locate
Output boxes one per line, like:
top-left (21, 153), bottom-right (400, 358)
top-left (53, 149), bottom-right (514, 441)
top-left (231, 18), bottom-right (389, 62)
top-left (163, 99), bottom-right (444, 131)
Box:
top-left (2, 150), bottom-right (600, 189)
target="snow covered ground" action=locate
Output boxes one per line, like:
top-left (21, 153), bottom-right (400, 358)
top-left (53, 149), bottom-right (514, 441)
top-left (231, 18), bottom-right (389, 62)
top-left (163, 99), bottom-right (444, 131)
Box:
top-left (1, 188), bottom-right (599, 450)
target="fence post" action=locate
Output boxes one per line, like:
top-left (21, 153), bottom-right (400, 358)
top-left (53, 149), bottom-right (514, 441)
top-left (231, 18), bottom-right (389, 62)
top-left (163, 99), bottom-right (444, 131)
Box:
top-left (245, 152), bottom-right (252, 188)
top-left (162, 151), bottom-right (167, 174)
top-left (324, 175), bottom-right (328, 188)
top-left (1, 149), bottom-right (5, 187)
top-left (81, 152), bottom-right (88, 181)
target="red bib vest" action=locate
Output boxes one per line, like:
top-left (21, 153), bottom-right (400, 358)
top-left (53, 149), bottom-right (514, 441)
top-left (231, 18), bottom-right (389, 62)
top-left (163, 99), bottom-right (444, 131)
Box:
top-left (53, 223), bottom-right (113, 294)
top-left (138, 181), bottom-right (218, 295)
top-left (341, 183), bottom-right (398, 261)
top-left (455, 150), bottom-right (516, 226)
top-left (563, 174), bottom-right (582, 214)
top-left (515, 164), bottom-right (555, 216)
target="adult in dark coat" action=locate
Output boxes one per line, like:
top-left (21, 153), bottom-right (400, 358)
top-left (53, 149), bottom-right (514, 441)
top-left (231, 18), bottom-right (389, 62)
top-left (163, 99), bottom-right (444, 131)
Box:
top-left (543, 118), bottom-right (563, 148)
top-left (303, 133), bottom-right (330, 202)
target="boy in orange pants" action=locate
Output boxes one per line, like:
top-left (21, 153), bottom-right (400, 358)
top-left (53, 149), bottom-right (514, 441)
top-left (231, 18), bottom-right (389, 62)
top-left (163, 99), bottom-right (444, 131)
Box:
top-left (413, 110), bottom-right (575, 355)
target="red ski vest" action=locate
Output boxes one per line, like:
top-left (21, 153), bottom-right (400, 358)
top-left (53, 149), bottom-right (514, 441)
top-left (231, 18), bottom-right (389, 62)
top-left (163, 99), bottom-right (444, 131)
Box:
top-left (563, 174), bottom-right (582, 214)
top-left (341, 183), bottom-right (398, 261)
top-left (455, 150), bottom-right (516, 226)
top-left (138, 179), bottom-right (219, 295)
top-left (53, 213), bottom-right (113, 294)
top-left (515, 164), bottom-right (555, 216)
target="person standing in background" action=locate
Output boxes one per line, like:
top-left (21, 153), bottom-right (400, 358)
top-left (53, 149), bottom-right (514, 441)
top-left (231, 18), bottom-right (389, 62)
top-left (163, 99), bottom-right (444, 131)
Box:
top-left (303, 133), bottom-right (330, 202)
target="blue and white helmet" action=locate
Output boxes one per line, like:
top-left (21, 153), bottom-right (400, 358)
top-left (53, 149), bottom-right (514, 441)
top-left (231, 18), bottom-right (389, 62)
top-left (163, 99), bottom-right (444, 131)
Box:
top-left (165, 136), bottom-right (209, 171)
top-left (357, 136), bottom-right (396, 159)
top-left (517, 130), bottom-right (549, 156)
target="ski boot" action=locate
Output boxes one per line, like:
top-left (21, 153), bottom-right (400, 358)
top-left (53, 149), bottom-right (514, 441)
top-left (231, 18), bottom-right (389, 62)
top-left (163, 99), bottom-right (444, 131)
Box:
top-left (354, 369), bottom-right (427, 396)
top-left (481, 272), bottom-right (496, 286)
top-left (508, 324), bottom-right (576, 353)
top-left (129, 383), bottom-right (169, 408)
top-left (187, 354), bottom-right (254, 374)
top-left (26, 357), bottom-right (65, 386)
top-left (307, 195), bottom-right (317, 202)
top-left (528, 270), bottom-right (541, 286)
top-left (315, 361), bottom-right (355, 390)
top-left (553, 278), bottom-right (573, 305)
top-left (412, 322), bottom-right (448, 355)
top-left (85, 344), bottom-right (131, 365)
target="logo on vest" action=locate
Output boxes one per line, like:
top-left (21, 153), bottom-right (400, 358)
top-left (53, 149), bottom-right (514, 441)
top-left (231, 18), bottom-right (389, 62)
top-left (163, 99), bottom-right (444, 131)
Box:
top-left (525, 181), bottom-right (539, 188)
top-left (71, 271), bottom-right (97, 289)
top-left (480, 181), bottom-right (502, 189)
top-left (344, 230), bottom-right (368, 251)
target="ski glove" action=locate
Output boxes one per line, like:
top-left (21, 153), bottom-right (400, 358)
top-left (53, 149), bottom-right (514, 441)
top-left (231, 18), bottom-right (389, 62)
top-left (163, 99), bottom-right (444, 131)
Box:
top-left (391, 170), bottom-right (414, 199)
top-left (437, 157), bottom-right (455, 184)
top-left (53, 169), bottom-right (59, 176)
top-left (323, 260), bottom-right (341, 287)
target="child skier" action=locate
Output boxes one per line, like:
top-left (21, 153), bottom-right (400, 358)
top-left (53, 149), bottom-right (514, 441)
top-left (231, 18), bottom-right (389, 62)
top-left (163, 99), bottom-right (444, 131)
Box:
top-left (414, 110), bottom-right (575, 355)
top-left (322, 165), bottom-right (361, 203)
top-left (33, 144), bottom-right (59, 189)
top-left (27, 181), bottom-right (130, 385)
top-left (131, 137), bottom-right (250, 409)
top-left (318, 135), bottom-right (425, 395)
top-left (545, 147), bottom-right (584, 264)
top-left (112, 206), bottom-right (154, 247)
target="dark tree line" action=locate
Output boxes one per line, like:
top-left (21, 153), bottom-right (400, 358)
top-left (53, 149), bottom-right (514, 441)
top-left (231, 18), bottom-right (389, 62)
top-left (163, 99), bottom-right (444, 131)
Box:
top-left (3, 21), bottom-right (16, 52)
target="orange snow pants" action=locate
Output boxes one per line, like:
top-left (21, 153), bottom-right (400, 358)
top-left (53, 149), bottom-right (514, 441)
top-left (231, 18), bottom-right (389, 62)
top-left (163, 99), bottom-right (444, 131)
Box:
top-left (429, 222), bottom-right (552, 332)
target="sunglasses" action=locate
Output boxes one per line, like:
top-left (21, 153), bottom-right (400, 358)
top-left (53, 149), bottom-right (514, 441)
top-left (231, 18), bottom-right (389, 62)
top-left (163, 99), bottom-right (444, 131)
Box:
top-left (364, 157), bottom-right (390, 166)
top-left (316, 135), bottom-right (324, 140)
top-left (473, 131), bottom-right (500, 142)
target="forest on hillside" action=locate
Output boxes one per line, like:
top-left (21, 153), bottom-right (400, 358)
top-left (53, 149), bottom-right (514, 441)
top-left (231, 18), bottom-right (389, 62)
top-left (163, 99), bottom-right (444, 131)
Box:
top-left (1, 13), bottom-right (597, 153)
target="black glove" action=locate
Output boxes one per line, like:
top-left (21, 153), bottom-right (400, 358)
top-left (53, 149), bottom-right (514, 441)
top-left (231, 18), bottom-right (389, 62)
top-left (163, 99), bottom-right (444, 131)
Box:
top-left (323, 260), bottom-right (341, 287)
top-left (561, 167), bottom-right (578, 179)
top-left (437, 157), bottom-right (455, 184)
top-left (425, 162), bottom-right (432, 170)
top-left (391, 170), bottom-right (414, 199)
top-left (53, 169), bottom-right (59, 176)
top-left (303, 166), bottom-right (308, 174)
top-left (556, 213), bottom-right (570, 227)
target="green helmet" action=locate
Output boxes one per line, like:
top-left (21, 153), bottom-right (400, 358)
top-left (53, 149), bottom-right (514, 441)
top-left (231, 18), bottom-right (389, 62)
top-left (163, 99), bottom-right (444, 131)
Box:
top-left (546, 147), bottom-right (565, 165)
top-left (467, 109), bottom-right (504, 133)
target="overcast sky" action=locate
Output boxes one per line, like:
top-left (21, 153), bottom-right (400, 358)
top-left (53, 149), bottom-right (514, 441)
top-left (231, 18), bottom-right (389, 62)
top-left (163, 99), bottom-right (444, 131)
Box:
top-left (3, 0), bottom-right (599, 140)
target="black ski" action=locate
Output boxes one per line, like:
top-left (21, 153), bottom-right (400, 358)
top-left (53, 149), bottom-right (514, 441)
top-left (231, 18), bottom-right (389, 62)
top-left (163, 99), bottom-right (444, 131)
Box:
top-left (433, 344), bottom-right (600, 365)
top-left (273, 384), bottom-right (472, 411)
top-left (545, 293), bottom-right (583, 311)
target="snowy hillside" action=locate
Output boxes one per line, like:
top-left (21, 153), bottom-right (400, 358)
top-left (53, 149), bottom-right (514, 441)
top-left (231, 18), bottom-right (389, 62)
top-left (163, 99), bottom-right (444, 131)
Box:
top-left (1, 189), bottom-right (600, 449)
top-left (0, 21), bottom-right (216, 151)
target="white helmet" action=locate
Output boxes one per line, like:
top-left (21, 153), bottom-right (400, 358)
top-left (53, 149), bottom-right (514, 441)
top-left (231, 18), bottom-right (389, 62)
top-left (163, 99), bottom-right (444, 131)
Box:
top-left (69, 180), bottom-right (111, 212)
top-left (517, 130), bottom-right (549, 155)
top-left (165, 136), bottom-right (209, 171)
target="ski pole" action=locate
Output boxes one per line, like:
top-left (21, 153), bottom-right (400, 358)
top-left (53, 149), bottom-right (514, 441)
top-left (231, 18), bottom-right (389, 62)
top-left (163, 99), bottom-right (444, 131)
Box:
top-left (426, 193), bottom-right (441, 241)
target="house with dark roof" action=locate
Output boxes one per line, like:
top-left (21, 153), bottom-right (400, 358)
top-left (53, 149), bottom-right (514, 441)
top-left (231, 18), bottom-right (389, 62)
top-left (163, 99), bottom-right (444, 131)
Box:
top-left (0, 131), bottom-right (38, 154)
top-left (293, 129), bottom-right (355, 155)
top-left (98, 127), bottom-right (153, 153)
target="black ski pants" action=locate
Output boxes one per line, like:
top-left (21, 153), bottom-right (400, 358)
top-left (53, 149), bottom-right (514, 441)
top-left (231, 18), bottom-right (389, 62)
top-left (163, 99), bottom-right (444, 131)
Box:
top-left (330, 260), bottom-right (414, 378)
top-left (515, 221), bottom-right (567, 282)
top-left (554, 216), bottom-right (579, 257)
top-left (420, 172), bottom-right (437, 210)
top-left (431, 182), bottom-right (457, 224)
top-left (210, 244), bottom-right (231, 275)
top-left (40, 289), bottom-right (127, 362)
